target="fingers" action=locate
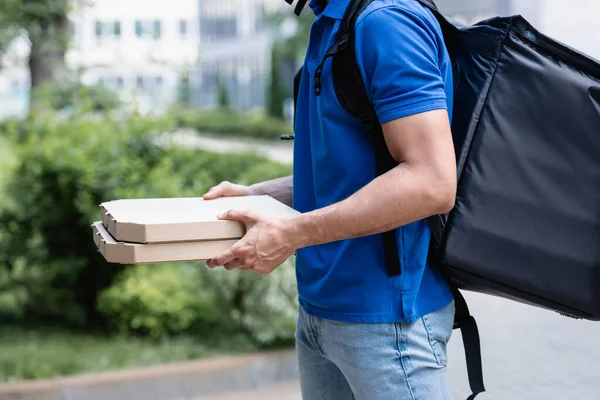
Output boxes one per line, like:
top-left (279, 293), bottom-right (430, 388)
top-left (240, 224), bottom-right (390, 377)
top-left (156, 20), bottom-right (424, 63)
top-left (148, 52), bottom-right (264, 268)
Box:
top-left (218, 209), bottom-right (261, 225)
top-left (207, 241), bottom-right (256, 271)
top-left (203, 181), bottom-right (250, 200)
top-left (206, 248), bottom-right (237, 268)
top-left (223, 259), bottom-right (245, 271)
top-left (203, 181), bottom-right (231, 200)
top-left (212, 259), bottom-right (254, 272)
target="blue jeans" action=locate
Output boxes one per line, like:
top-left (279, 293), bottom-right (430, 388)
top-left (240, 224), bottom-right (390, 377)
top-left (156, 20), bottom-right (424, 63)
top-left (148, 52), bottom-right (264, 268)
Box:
top-left (295, 302), bottom-right (455, 400)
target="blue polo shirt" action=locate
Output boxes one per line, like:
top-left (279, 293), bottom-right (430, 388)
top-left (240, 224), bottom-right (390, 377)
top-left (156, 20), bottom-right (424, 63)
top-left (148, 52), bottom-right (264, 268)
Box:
top-left (293, 0), bottom-right (454, 323)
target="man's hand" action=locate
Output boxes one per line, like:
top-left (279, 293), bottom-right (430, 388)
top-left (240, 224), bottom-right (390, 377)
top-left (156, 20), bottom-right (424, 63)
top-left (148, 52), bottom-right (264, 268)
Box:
top-left (203, 181), bottom-right (253, 200)
top-left (206, 210), bottom-right (299, 275)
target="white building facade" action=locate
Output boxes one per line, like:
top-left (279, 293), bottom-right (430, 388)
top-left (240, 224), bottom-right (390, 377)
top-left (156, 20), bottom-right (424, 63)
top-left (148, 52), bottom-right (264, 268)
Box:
top-left (1, 0), bottom-right (598, 120)
top-left (0, 0), bottom-right (200, 118)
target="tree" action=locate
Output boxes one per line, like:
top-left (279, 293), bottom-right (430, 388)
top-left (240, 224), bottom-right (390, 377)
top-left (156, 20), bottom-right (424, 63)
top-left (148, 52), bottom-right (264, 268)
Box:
top-left (216, 74), bottom-right (230, 109)
top-left (264, 9), bottom-right (314, 66)
top-left (177, 70), bottom-right (192, 108)
top-left (0, 0), bottom-right (79, 93)
top-left (0, 8), bottom-right (18, 62)
top-left (263, 8), bottom-right (314, 119)
top-left (267, 43), bottom-right (286, 119)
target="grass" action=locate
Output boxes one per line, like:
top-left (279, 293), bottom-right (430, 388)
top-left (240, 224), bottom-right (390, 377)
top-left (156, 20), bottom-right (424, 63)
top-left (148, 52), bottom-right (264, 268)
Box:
top-left (0, 327), bottom-right (259, 383)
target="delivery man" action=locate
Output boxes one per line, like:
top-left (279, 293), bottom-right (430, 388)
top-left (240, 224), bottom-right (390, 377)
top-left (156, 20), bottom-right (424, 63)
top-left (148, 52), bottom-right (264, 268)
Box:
top-left (204, 0), bottom-right (457, 398)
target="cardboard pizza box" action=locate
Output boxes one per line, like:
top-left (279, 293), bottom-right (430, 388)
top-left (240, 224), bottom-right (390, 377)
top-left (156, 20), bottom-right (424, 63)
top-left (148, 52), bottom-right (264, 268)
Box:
top-left (100, 195), bottom-right (299, 244)
top-left (92, 222), bottom-right (237, 264)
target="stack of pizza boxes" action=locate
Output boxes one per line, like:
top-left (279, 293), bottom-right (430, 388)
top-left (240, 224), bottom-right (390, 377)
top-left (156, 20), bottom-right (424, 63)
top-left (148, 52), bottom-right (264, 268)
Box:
top-left (92, 196), bottom-right (299, 264)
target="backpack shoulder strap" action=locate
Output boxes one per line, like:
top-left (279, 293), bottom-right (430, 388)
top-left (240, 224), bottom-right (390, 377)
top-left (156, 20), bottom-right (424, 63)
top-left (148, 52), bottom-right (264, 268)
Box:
top-left (452, 286), bottom-right (486, 399)
top-left (319, 0), bottom-right (403, 278)
top-left (327, 1), bottom-right (486, 399)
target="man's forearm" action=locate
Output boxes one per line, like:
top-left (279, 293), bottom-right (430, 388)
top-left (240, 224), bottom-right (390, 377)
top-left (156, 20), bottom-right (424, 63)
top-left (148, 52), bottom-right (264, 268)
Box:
top-left (250, 176), bottom-right (293, 207)
top-left (291, 165), bottom-right (454, 249)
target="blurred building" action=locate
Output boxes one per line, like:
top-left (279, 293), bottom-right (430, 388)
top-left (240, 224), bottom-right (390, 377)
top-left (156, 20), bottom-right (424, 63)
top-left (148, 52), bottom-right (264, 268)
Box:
top-left (435, 0), bottom-right (507, 24)
top-left (1, 0), bottom-right (599, 120)
top-left (438, 0), bottom-right (600, 59)
top-left (0, 0), bottom-right (200, 118)
top-left (192, 0), bottom-right (288, 112)
top-left (69, 0), bottom-right (200, 114)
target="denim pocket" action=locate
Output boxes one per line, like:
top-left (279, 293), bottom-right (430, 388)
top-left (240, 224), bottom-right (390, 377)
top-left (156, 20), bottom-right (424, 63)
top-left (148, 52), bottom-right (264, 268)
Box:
top-left (421, 301), bottom-right (455, 367)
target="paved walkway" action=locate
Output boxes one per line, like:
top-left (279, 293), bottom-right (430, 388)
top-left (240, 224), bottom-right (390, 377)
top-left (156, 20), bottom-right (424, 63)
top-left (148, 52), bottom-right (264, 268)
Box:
top-left (447, 292), bottom-right (600, 400)
top-left (196, 382), bottom-right (302, 400)
top-left (156, 130), bottom-right (294, 165)
top-left (199, 293), bottom-right (600, 400)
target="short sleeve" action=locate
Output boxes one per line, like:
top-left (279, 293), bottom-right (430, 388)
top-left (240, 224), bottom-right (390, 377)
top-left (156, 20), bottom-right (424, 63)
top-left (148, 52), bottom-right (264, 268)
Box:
top-left (355, 5), bottom-right (448, 124)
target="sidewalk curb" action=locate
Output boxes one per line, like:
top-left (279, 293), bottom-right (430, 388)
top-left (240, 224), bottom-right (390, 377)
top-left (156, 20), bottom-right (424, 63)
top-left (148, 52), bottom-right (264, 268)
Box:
top-left (0, 350), bottom-right (298, 400)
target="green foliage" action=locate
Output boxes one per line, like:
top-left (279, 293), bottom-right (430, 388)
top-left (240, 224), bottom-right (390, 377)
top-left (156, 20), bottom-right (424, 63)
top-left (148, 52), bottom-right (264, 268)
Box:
top-left (33, 80), bottom-right (122, 113)
top-left (98, 264), bottom-right (222, 339)
top-left (202, 259), bottom-right (298, 345)
top-left (0, 113), bottom-right (172, 326)
top-left (263, 8), bottom-right (314, 63)
top-left (0, 326), bottom-right (256, 382)
top-left (0, 108), bottom-right (290, 332)
top-left (97, 260), bottom-right (299, 346)
top-left (174, 108), bottom-right (294, 140)
top-left (1, 0), bottom-right (71, 25)
top-left (0, 0), bottom-right (74, 90)
top-left (0, 11), bottom-right (18, 59)
top-left (267, 43), bottom-right (287, 119)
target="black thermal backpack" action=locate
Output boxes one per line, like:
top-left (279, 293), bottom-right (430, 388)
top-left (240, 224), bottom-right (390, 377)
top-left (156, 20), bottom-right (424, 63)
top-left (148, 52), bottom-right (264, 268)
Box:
top-left (285, 0), bottom-right (600, 398)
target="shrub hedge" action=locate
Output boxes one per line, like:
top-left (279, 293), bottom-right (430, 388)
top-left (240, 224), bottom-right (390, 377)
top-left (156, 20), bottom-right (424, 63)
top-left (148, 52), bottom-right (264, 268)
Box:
top-left (0, 111), bottom-right (296, 347)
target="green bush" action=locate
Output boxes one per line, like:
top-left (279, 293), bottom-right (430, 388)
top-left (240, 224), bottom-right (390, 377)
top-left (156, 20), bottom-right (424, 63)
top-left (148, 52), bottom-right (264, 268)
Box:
top-left (202, 258), bottom-right (298, 345)
top-left (98, 260), bottom-right (299, 346)
top-left (0, 110), bottom-right (292, 331)
top-left (174, 109), bottom-right (294, 140)
top-left (33, 80), bottom-right (122, 113)
top-left (98, 264), bottom-right (221, 339)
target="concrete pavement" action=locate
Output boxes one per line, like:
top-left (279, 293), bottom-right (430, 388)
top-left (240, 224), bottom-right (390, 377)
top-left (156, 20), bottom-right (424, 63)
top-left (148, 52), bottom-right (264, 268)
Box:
top-left (197, 382), bottom-right (302, 400)
top-left (198, 292), bottom-right (600, 400)
top-left (155, 130), bottom-right (294, 165)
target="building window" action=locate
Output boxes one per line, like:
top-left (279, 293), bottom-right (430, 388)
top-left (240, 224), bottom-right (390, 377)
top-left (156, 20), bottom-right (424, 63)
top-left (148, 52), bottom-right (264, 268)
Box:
top-left (156, 76), bottom-right (163, 86)
top-left (179, 20), bottom-right (188, 37)
top-left (135, 20), bottom-right (143, 37)
top-left (200, 17), bottom-right (237, 44)
top-left (95, 20), bottom-right (122, 40)
top-left (135, 20), bottom-right (162, 40)
top-left (136, 76), bottom-right (144, 90)
top-left (95, 21), bottom-right (102, 38)
top-left (153, 20), bottom-right (161, 39)
top-left (116, 77), bottom-right (124, 89)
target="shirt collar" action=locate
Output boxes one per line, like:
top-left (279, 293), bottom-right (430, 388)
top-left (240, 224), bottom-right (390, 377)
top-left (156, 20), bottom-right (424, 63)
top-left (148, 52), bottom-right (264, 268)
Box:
top-left (309, 0), bottom-right (351, 20)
